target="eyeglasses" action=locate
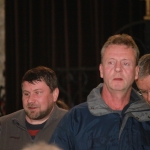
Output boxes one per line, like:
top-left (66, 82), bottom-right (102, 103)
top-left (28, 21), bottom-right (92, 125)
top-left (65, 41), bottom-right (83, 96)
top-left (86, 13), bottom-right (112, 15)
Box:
top-left (138, 90), bottom-right (150, 97)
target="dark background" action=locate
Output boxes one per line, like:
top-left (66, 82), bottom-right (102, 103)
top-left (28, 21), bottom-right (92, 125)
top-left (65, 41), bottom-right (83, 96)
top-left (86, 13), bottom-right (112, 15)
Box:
top-left (4, 0), bottom-right (150, 114)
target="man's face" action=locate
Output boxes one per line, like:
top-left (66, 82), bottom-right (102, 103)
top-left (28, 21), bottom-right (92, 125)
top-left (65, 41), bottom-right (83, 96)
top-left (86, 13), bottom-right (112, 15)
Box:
top-left (99, 44), bottom-right (138, 92)
top-left (22, 80), bottom-right (59, 124)
top-left (136, 75), bottom-right (150, 103)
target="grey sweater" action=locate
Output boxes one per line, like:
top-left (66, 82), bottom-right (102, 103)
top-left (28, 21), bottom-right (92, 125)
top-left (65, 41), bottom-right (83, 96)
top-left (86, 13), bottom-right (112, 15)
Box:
top-left (0, 104), bottom-right (67, 150)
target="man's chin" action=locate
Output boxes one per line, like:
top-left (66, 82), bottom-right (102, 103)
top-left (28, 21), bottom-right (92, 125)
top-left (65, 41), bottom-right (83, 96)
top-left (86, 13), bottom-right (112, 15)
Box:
top-left (26, 111), bottom-right (40, 120)
top-left (111, 85), bottom-right (125, 91)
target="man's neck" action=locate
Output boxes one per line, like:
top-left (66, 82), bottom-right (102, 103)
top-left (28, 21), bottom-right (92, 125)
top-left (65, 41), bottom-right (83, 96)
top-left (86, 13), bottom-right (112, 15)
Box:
top-left (101, 86), bottom-right (131, 110)
top-left (25, 120), bottom-right (47, 139)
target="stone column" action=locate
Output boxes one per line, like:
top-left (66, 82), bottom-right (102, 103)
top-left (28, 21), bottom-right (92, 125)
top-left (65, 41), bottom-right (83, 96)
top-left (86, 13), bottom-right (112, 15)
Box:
top-left (0, 0), bottom-right (5, 116)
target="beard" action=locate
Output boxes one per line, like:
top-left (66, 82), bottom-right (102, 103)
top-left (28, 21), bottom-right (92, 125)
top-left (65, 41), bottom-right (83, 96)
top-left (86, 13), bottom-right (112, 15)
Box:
top-left (25, 104), bottom-right (53, 120)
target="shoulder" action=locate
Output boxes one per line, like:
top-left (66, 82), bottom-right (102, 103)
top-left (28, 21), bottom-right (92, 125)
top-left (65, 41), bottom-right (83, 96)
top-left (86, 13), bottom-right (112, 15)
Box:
top-left (48, 105), bottom-right (68, 124)
top-left (71, 102), bottom-right (89, 113)
top-left (61, 102), bottom-right (90, 122)
top-left (54, 104), bottom-right (68, 116)
top-left (0, 109), bottom-right (24, 123)
top-left (51, 102), bottom-right (95, 136)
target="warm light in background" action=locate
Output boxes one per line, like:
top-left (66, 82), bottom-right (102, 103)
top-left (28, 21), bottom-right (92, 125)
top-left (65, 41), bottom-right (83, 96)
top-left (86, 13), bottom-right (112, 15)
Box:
top-left (144, 0), bottom-right (150, 20)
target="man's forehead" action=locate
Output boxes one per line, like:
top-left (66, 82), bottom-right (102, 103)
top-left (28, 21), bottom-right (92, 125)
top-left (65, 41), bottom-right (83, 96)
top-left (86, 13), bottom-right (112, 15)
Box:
top-left (137, 75), bottom-right (150, 89)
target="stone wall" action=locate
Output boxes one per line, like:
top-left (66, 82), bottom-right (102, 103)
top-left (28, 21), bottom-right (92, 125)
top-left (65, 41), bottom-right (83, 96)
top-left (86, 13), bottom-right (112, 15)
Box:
top-left (0, 0), bottom-right (4, 87)
top-left (0, 0), bottom-right (5, 116)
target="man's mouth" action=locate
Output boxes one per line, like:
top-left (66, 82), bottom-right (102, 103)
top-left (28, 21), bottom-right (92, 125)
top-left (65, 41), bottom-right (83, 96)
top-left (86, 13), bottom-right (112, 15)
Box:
top-left (113, 78), bottom-right (123, 81)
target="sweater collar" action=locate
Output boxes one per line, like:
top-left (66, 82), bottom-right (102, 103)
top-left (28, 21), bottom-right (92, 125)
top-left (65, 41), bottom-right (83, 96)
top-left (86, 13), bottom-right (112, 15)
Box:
top-left (87, 83), bottom-right (150, 116)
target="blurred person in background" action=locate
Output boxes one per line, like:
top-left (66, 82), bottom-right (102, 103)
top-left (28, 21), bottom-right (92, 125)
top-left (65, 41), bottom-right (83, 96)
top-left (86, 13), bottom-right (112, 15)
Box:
top-left (136, 54), bottom-right (150, 104)
top-left (56, 99), bottom-right (70, 110)
top-left (22, 141), bottom-right (62, 150)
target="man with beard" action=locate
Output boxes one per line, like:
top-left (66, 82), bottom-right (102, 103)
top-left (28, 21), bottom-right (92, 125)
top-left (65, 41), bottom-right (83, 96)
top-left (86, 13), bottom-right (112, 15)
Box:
top-left (0, 66), bottom-right (67, 150)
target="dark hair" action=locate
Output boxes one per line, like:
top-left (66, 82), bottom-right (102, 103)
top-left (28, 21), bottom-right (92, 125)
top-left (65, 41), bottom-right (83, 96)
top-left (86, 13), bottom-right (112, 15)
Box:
top-left (138, 54), bottom-right (150, 78)
top-left (101, 34), bottom-right (140, 65)
top-left (21, 66), bottom-right (58, 92)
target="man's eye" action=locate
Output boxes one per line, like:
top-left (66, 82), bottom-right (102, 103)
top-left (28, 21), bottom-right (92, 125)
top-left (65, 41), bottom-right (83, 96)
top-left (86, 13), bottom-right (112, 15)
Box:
top-left (141, 90), bottom-right (147, 94)
top-left (108, 61), bottom-right (115, 65)
top-left (23, 93), bottom-right (29, 96)
top-left (122, 61), bottom-right (131, 66)
top-left (35, 91), bottom-right (41, 94)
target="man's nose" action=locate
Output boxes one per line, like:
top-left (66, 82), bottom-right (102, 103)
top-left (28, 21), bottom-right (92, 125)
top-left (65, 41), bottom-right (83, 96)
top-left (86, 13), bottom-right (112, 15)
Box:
top-left (115, 62), bottom-right (122, 72)
top-left (27, 94), bottom-right (36, 102)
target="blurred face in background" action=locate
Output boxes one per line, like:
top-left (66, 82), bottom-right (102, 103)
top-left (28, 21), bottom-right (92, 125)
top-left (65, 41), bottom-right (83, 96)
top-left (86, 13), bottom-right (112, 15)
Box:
top-left (136, 75), bottom-right (150, 104)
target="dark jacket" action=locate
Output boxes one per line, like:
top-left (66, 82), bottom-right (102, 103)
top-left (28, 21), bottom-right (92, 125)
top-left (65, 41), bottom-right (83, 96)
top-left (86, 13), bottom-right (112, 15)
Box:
top-left (0, 104), bottom-right (67, 150)
top-left (50, 84), bottom-right (150, 150)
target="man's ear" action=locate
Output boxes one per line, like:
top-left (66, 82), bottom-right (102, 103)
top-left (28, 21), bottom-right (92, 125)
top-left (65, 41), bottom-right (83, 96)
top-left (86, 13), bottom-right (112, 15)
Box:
top-left (99, 64), bottom-right (103, 78)
top-left (135, 66), bottom-right (139, 80)
top-left (53, 88), bottom-right (59, 102)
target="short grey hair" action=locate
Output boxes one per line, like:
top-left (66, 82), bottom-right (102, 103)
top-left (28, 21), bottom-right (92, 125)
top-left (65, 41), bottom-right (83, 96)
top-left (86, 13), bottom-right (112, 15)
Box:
top-left (100, 34), bottom-right (140, 65)
top-left (138, 54), bottom-right (150, 78)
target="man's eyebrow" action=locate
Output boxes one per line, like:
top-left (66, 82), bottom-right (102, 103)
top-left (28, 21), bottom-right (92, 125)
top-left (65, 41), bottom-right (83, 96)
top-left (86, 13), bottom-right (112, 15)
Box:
top-left (22, 90), bottom-right (29, 92)
top-left (33, 89), bottom-right (43, 91)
